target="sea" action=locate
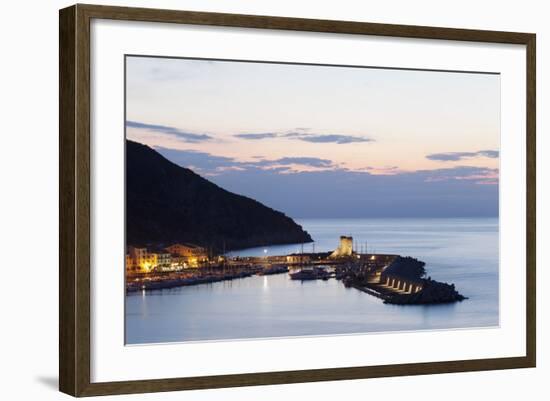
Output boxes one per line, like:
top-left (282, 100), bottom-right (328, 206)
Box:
top-left (125, 217), bottom-right (499, 344)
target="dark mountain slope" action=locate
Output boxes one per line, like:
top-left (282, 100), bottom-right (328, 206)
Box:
top-left (126, 140), bottom-right (312, 251)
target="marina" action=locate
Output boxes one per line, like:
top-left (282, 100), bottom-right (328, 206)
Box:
top-left (127, 235), bottom-right (465, 305)
top-left (126, 217), bottom-right (498, 344)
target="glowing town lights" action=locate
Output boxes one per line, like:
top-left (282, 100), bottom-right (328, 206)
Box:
top-left (127, 244), bottom-right (209, 273)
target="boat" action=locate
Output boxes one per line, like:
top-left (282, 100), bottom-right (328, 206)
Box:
top-left (258, 265), bottom-right (289, 276)
top-left (289, 266), bottom-right (330, 281)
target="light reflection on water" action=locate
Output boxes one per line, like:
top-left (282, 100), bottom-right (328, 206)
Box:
top-left (126, 217), bottom-right (499, 344)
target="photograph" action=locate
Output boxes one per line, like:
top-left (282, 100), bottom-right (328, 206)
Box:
top-left (124, 55), bottom-right (500, 345)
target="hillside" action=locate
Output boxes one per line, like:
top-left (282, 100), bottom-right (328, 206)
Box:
top-left (126, 140), bottom-right (313, 251)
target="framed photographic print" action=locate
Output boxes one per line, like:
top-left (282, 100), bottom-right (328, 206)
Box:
top-left (59, 4), bottom-right (536, 397)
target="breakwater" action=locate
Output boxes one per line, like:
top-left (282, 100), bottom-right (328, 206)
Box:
top-left (339, 256), bottom-right (466, 304)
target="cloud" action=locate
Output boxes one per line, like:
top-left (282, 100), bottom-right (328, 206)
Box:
top-left (362, 166), bottom-right (401, 175)
top-left (126, 121), bottom-right (213, 143)
top-left (150, 145), bottom-right (499, 217)
top-left (281, 132), bottom-right (305, 138)
top-left (416, 166), bottom-right (499, 184)
top-left (153, 147), bottom-right (238, 171)
top-left (208, 165), bottom-right (499, 218)
top-left (234, 133), bottom-right (278, 140)
top-left (154, 147), bottom-right (337, 174)
top-left (272, 157), bottom-right (334, 168)
top-left (298, 134), bottom-right (372, 144)
top-left (155, 146), bottom-right (497, 185)
top-left (234, 129), bottom-right (373, 145)
top-left (426, 150), bottom-right (499, 162)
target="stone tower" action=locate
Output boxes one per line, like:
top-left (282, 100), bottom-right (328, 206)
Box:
top-left (330, 236), bottom-right (353, 258)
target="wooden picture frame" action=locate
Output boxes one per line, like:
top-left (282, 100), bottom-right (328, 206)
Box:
top-left (59, 3), bottom-right (536, 397)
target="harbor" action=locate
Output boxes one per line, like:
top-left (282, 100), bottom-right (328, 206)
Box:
top-left (125, 217), bottom-right (498, 344)
top-left (127, 235), bottom-right (465, 304)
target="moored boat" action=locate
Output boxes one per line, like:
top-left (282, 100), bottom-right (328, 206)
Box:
top-left (289, 266), bottom-right (330, 281)
top-left (258, 265), bottom-right (289, 275)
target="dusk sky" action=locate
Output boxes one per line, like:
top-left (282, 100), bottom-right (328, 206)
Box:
top-left (126, 56), bottom-right (500, 218)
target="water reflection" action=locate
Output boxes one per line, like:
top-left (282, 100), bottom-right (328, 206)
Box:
top-left (126, 218), bottom-right (498, 344)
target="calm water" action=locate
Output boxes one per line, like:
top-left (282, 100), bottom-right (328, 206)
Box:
top-left (126, 218), bottom-right (499, 344)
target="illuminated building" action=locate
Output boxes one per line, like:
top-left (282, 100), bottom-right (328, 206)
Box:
top-left (169, 254), bottom-right (187, 270)
top-left (330, 236), bottom-right (354, 258)
top-left (165, 243), bottom-right (208, 267)
top-left (286, 254), bottom-right (312, 264)
top-left (128, 246), bottom-right (157, 273)
top-left (149, 249), bottom-right (172, 271)
top-left (125, 254), bottom-right (137, 273)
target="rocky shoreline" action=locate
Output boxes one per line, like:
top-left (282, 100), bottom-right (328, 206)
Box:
top-left (341, 256), bottom-right (466, 305)
top-left (384, 278), bottom-right (466, 304)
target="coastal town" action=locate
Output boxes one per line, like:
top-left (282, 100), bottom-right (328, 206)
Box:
top-left (126, 236), bottom-right (465, 304)
top-left (126, 236), bottom-right (361, 274)
top-left (126, 243), bottom-right (210, 272)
